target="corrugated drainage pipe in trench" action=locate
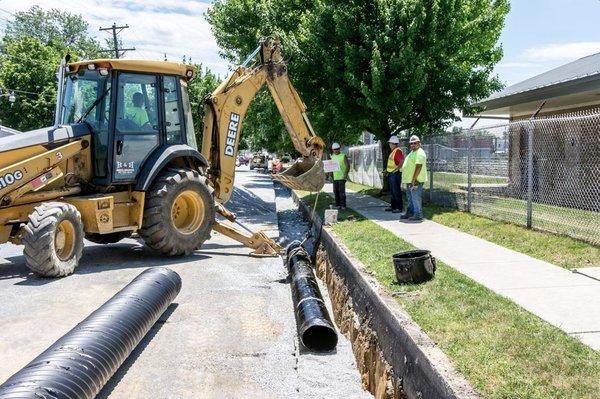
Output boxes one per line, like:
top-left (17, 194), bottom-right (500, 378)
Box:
top-left (287, 241), bottom-right (338, 352)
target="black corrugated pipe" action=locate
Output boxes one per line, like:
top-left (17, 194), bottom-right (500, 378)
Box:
top-left (287, 240), bottom-right (338, 352)
top-left (0, 267), bottom-right (181, 399)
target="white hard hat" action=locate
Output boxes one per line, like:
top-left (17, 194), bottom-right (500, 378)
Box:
top-left (388, 135), bottom-right (400, 144)
top-left (331, 142), bottom-right (341, 150)
top-left (409, 135), bottom-right (420, 143)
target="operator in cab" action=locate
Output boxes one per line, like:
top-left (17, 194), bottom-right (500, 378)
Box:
top-left (126, 92), bottom-right (150, 128)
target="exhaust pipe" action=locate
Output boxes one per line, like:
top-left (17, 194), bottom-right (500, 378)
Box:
top-left (287, 241), bottom-right (338, 352)
top-left (0, 267), bottom-right (181, 399)
top-left (53, 55), bottom-right (70, 128)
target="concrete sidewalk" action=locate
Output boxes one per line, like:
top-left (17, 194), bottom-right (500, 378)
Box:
top-left (324, 184), bottom-right (600, 351)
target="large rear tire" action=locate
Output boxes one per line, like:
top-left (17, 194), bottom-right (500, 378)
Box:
top-left (85, 231), bottom-right (132, 244)
top-left (140, 167), bottom-right (214, 255)
top-left (22, 202), bottom-right (84, 277)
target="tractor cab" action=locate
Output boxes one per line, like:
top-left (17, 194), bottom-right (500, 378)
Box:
top-left (61, 60), bottom-right (197, 187)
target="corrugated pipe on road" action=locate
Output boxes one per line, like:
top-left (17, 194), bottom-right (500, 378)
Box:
top-left (287, 241), bottom-right (338, 352)
top-left (0, 267), bottom-right (182, 399)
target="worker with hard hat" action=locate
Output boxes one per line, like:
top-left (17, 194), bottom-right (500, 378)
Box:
top-left (330, 142), bottom-right (350, 210)
top-left (385, 135), bottom-right (405, 213)
top-left (401, 135), bottom-right (428, 221)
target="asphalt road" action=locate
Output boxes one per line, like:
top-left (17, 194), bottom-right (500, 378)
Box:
top-left (0, 168), bottom-right (369, 398)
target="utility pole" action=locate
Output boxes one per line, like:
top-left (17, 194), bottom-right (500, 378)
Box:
top-left (99, 23), bottom-right (135, 59)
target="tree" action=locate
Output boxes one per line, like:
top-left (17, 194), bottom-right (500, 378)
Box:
top-left (207, 0), bottom-right (509, 190)
top-left (187, 64), bottom-right (222, 144)
top-left (3, 5), bottom-right (101, 59)
top-left (0, 6), bottom-right (103, 130)
top-left (205, 0), bottom-right (359, 154)
top-left (207, 0), bottom-right (314, 64)
top-left (297, 0), bottom-right (509, 150)
top-left (239, 88), bottom-right (295, 154)
top-left (0, 37), bottom-right (61, 131)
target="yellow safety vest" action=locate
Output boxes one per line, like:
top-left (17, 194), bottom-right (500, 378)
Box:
top-left (331, 153), bottom-right (347, 181)
top-left (387, 148), bottom-right (400, 173)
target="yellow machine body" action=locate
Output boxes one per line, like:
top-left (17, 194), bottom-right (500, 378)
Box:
top-left (0, 137), bottom-right (145, 244)
top-left (0, 38), bottom-right (325, 273)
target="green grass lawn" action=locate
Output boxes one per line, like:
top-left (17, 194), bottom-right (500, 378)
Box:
top-left (297, 191), bottom-right (600, 399)
top-left (433, 171), bottom-right (507, 189)
top-left (425, 173), bottom-right (599, 244)
top-left (345, 181), bottom-right (600, 270)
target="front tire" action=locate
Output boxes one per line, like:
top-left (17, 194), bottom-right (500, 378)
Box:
top-left (140, 168), bottom-right (215, 255)
top-left (22, 202), bottom-right (84, 277)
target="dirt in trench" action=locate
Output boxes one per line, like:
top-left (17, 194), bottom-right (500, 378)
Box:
top-left (315, 245), bottom-right (405, 399)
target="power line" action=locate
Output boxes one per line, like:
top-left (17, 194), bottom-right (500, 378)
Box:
top-left (136, 47), bottom-right (196, 64)
top-left (98, 23), bottom-right (135, 59)
top-left (121, 29), bottom-right (152, 60)
top-left (0, 86), bottom-right (53, 104)
top-left (2, 87), bottom-right (42, 96)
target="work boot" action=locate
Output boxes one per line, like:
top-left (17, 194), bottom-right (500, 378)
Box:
top-left (408, 216), bottom-right (423, 222)
top-left (400, 213), bottom-right (412, 220)
top-left (392, 209), bottom-right (401, 213)
top-left (384, 207), bottom-right (393, 212)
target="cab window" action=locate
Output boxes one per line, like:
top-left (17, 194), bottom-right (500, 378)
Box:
top-left (116, 73), bottom-right (158, 132)
top-left (181, 80), bottom-right (197, 148)
top-left (164, 76), bottom-right (184, 144)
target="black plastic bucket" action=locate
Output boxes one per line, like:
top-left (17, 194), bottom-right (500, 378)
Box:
top-left (393, 250), bottom-right (436, 284)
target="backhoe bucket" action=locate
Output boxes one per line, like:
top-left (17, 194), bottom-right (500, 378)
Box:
top-left (273, 158), bottom-right (325, 192)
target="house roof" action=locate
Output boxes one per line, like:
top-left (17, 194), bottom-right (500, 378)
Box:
top-left (472, 52), bottom-right (600, 118)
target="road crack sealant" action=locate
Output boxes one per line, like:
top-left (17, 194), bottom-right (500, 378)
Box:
top-left (315, 248), bottom-right (404, 398)
top-left (273, 182), bottom-right (372, 399)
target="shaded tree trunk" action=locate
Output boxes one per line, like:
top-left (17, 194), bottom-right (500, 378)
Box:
top-left (377, 125), bottom-right (392, 195)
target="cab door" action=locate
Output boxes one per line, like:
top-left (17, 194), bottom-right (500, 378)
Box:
top-left (112, 72), bottom-right (161, 182)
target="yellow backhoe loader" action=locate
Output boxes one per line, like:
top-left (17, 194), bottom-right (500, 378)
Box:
top-left (0, 39), bottom-right (325, 277)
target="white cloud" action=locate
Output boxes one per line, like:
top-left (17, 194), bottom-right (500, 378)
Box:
top-left (522, 42), bottom-right (600, 62)
top-left (0, 0), bottom-right (231, 76)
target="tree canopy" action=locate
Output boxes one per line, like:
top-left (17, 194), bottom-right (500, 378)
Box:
top-left (3, 5), bottom-right (101, 58)
top-left (0, 6), bottom-right (102, 130)
top-left (206, 0), bottom-right (509, 154)
top-left (0, 37), bottom-right (60, 131)
top-left (206, 0), bottom-right (328, 154)
top-left (187, 64), bottom-right (222, 144)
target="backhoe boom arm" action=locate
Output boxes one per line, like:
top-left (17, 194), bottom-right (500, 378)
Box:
top-left (201, 39), bottom-right (325, 203)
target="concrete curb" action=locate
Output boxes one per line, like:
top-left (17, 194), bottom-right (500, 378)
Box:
top-left (292, 190), bottom-right (479, 399)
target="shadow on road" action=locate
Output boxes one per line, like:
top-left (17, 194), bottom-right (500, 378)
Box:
top-left (228, 185), bottom-right (277, 224)
top-left (0, 242), bottom-right (211, 286)
top-left (96, 303), bottom-right (180, 399)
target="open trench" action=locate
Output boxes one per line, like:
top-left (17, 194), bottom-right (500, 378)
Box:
top-left (274, 183), bottom-right (402, 399)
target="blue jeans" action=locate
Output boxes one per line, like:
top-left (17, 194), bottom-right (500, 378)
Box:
top-left (405, 183), bottom-right (423, 218)
top-left (388, 172), bottom-right (403, 211)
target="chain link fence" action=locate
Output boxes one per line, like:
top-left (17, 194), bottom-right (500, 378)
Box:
top-left (347, 109), bottom-right (600, 246)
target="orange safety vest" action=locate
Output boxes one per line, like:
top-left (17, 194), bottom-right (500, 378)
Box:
top-left (386, 148), bottom-right (401, 173)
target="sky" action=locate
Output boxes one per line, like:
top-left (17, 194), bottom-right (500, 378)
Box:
top-left (0, 0), bottom-right (229, 74)
top-left (0, 0), bottom-right (599, 126)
